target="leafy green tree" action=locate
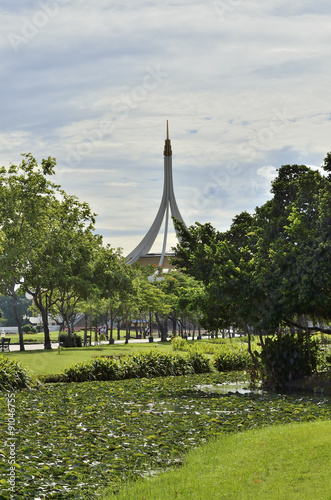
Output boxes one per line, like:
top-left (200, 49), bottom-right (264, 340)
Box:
top-left (23, 191), bottom-right (100, 349)
top-left (172, 213), bottom-right (259, 339)
top-left (0, 154), bottom-right (59, 349)
top-left (0, 293), bottom-right (32, 327)
top-left (0, 154), bottom-right (101, 349)
top-left (155, 271), bottom-right (203, 337)
top-left (91, 245), bottom-right (134, 343)
top-left (138, 274), bottom-right (173, 341)
top-left (255, 164), bottom-right (330, 333)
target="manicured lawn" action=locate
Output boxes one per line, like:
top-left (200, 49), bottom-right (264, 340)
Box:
top-left (2, 329), bottom-right (128, 344)
top-left (0, 372), bottom-right (330, 499)
top-left (2, 331), bottom-right (60, 344)
top-left (3, 342), bottom-right (173, 376)
top-left (106, 420), bottom-right (331, 500)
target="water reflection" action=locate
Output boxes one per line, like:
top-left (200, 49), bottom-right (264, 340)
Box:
top-left (195, 383), bottom-right (265, 395)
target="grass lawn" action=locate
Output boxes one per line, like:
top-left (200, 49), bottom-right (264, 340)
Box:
top-left (3, 331), bottom-right (61, 343)
top-left (3, 342), bottom-right (173, 376)
top-left (105, 419), bottom-right (331, 500)
top-left (2, 329), bottom-right (128, 344)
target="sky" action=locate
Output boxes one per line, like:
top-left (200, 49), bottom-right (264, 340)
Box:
top-left (1, 0), bottom-right (331, 257)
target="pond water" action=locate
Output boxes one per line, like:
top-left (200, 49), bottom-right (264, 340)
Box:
top-left (195, 382), bottom-right (265, 395)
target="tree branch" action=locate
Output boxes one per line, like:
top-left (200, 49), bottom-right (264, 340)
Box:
top-left (285, 319), bottom-right (331, 335)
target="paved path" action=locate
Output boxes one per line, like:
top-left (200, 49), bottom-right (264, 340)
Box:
top-left (5, 337), bottom-right (167, 352)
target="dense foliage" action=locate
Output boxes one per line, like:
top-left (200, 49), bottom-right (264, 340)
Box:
top-left (0, 373), bottom-right (330, 498)
top-left (172, 161), bottom-right (331, 384)
top-left (259, 333), bottom-right (320, 389)
top-left (171, 337), bottom-right (252, 371)
top-left (58, 332), bottom-right (82, 348)
top-left (172, 162), bottom-right (331, 335)
top-left (41, 350), bottom-right (212, 383)
top-left (0, 356), bottom-right (35, 391)
top-left (0, 294), bottom-right (32, 328)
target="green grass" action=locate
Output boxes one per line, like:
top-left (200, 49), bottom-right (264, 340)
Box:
top-left (103, 420), bottom-right (331, 500)
top-left (3, 342), bottom-right (173, 376)
top-left (3, 331), bottom-right (60, 343)
top-left (2, 329), bottom-right (127, 344)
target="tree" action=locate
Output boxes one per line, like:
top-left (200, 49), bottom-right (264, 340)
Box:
top-left (0, 293), bottom-right (32, 327)
top-left (0, 153), bottom-right (100, 349)
top-left (138, 274), bottom-right (173, 341)
top-left (24, 193), bottom-right (99, 349)
top-left (255, 164), bottom-right (330, 332)
top-left (0, 154), bottom-right (60, 350)
top-left (172, 213), bottom-right (260, 337)
top-left (155, 271), bottom-right (203, 337)
top-left (90, 245), bottom-right (133, 343)
top-left (174, 163), bottom-right (331, 336)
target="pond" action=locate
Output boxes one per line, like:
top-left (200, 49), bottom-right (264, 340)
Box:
top-left (0, 372), bottom-right (330, 499)
top-left (195, 382), bottom-right (265, 395)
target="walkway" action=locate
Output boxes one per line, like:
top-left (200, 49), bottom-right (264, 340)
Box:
top-left (6, 337), bottom-right (166, 352)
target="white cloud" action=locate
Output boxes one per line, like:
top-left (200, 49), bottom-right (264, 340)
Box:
top-left (1, 0), bottom-right (330, 255)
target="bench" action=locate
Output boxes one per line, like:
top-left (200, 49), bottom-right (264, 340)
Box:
top-left (1, 339), bottom-right (11, 352)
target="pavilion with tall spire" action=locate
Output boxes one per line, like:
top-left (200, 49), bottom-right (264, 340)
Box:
top-left (126, 122), bottom-right (186, 269)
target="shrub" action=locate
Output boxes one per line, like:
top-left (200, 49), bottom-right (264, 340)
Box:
top-left (213, 346), bottom-right (252, 372)
top-left (0, 356), bottom-right (35, 391)
top-left (58, 332), bottom-right (82, 347)
top-left (188, 351), bottom-right (213, 373)
top-left (42, 351), bottom-right (212, 384)
top-left (259, 333), bottom-right (321, 389)
top-left (171, 337), bottom-right (189, 352)
top-left (23, 324), bottom-right (36, 333)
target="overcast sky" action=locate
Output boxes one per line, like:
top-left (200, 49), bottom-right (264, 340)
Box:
top-left (1, 1), bottom-right (331, 256)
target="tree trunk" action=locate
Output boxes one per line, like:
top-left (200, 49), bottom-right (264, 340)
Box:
top-left (125, 311), bottom-right (129, 344)
top-left (67, 318), bottom-right (72, 347)
top-left (11, 285), bottom-right (25, 351)
top-left (105, 310), bottom-right (109, 339)
top-left (109, 309), bottom-right (114, 343)
top-left (84, 312), bottom-right (88, 345)
top-left (149, 312), bottom-right (152, 339)
top-left (172, 313), bottom-right (177, 336)
top-left (155, 313), bottom-right (167, 342)
top-left (40, 307), bottom-right (51, 349)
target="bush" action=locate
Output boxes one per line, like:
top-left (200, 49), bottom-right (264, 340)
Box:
top-left (213, 346), bottom-right (252, 372)
top-left (188, 351), bottom-right (213, 373)
top-left (0, 356), bottom-right (35, 390)
top-left (23, 324), bottom-right (37, 334)
top-left (58, 332), bottom-right (82, 347)
top-left (42, 351), bottom-right (212, 384)
top-left (259, 333), bottom-right (321, 389)
top-left (171, 337), bottom-right (189, 351)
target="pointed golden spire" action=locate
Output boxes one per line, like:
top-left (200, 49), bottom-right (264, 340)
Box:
top-left (164, 120), bottom-right (172, 156)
